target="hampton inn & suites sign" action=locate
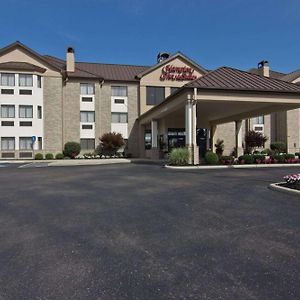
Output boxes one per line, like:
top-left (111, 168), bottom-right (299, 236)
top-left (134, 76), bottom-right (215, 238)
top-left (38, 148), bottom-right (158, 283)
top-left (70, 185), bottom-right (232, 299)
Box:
top-left (160, 65), bottom-right (198, 81)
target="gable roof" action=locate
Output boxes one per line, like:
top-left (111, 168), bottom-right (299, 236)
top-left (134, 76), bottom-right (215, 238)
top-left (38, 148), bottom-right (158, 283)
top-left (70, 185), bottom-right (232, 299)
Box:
top-left (280, 69), bottom-right (300, 83)
top-left (0, 41), bottom-right (62, 72)
top-left (0, 61), bottom-right (46, 73)
top-left (135, 52), bottom-right (207, 79)
top-left (185, 67), bottom-right (300, 94)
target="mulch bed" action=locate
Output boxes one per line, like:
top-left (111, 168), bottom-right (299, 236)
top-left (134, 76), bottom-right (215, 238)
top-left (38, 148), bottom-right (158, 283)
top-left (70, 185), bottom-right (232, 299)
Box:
top-left (278, 182), bottom-right (300, 191)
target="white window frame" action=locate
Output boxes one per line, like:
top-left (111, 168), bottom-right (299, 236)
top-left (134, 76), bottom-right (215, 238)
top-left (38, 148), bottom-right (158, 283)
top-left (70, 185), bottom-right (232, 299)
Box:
top-left (1, 105), bottom-right (15, 118)
top-left (80, 111), bottom-right (95, 123)
top-left (1, 137), bottom-right (15, 150)
top-left (19, 137), bottom-right (32, 150)
top-left (80, 83), bottom-right (95, 95)
top-left (19, 105), bottom-right (33, 118)
top-left (1, 73), bottom-right (15, 86)
top-left (19, 74), bottom-right (33, 87)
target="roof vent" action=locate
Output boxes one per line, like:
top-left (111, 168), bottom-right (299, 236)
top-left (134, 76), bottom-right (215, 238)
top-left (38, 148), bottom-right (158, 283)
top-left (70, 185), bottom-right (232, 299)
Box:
top-left (157, 52), bottom-right (170, 63)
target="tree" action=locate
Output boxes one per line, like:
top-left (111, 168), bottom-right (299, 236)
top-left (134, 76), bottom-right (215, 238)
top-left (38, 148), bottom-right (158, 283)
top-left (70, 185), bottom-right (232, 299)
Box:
top-left (245, 130), bottom-right (268, 153)
top-left (97, 132), bottom-right (125, 157)
top-left (215, 139), bottom-right (224, 158)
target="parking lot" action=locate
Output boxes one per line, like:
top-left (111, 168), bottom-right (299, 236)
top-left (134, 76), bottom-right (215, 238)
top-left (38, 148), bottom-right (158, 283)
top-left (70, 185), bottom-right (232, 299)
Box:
top-left (0, 164), bottom-right (299, 299)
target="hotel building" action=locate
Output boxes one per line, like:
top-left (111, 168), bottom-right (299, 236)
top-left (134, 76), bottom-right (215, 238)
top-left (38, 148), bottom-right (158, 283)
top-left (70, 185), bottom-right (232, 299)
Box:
top-left (1, 41), bottom-right (300, 162)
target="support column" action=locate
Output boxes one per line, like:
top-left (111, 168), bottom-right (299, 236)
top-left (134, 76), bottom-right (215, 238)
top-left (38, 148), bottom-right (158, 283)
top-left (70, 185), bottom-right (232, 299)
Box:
top-left (150, 119), bottom-right (159, 160)
top-left (210, 124), bottom-right (217, 152)
top-left (192, 101), bottom-right (199, 165)
top-left (139, 124), bottom-right (146, 158)
top-left (235, 120), bottom-right (243, 157)
top-left (185, 98), bottom-right (193, 164)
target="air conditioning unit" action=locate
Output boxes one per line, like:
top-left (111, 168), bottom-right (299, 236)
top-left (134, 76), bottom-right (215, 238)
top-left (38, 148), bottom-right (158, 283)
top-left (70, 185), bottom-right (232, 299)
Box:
top-left (253, 124), bottom-right (264, 132)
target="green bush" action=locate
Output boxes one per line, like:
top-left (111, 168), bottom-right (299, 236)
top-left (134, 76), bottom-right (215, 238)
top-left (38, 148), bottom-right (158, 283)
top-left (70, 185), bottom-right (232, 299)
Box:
top-left (253, 150), bottom-right (260, 154)
top-left (220, 155), bottom-right (234, 164)
top-left (253, 154), bottom-right (265, 162)
top-left (63, 142), bottom-right (81, 159)
top-left (204, 151), bottom-right (219, 165)
top-left (284, 154), bottom-right (295, 160)
top-left (168, 148), bottom-right (190, 166)
top-left (260, 149), bottom-right (269, 155)
top-left (45, 153), bottom-right (53, 160)
top-left (34, 153), bottom-right (44, 160)
top-left (295, 152), bottom-right (300, 157)
top-left (239, 154), bottom-right (255, 164)
top-left (55, 153), bottom-right (64, 159)
top-left (273, 154), bottom-right (285, 163)
top-left (270, 141), bottom-right (287, 153)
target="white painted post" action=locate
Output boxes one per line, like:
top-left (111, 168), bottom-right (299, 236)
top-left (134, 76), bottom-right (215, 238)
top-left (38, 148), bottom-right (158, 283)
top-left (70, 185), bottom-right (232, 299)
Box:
top-left (235, 120), bottom-right (243, 157)
top-left (151, 120), bottom-right (158, 148)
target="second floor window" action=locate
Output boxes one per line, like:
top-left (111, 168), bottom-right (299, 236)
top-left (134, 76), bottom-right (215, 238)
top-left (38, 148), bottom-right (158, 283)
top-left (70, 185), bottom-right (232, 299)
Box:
top-left (1, 73), bottom-right (15, 86)
top-left (111, 86), bottom-right (127, 97)
top-left (19, 105), bottom-right (33, 118)
top-left (19, 74), bottom-right (33, 87)
top-left (80, 83), bottom-right (95, 95)
top-left (1, 105), bottom-right (15, 118)
top-left (146, 86), bottom-right (165, 105)
top-left (80, 111), bottom-right (95, 122)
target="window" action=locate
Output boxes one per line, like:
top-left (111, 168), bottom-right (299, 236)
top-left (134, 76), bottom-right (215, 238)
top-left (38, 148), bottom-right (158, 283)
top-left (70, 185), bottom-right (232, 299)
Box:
top-left (80, 138), bottom-right (95, 150)
top-left (1, 105), bottom-right (15, 118)
top-left (253, 116), bottom-right (264, 124)
top-left (1, 89), bottom-right (14, 94)
top-left (111, 86), bottom-right (127, 97)
top-left (19, 121), bottom-right (32, 127)
top-left (111, 112), bottom-right (128, 123)
top-left (19, 74), bottom-right (33, 87)
top-left (1, 137), bottom-right (15, 150)
top-left (145, 130), bottom-right (152, 150)
top-left (82, 124), bottom-right (93, 130)
top-left (19, 89), bottom-right (32, 95)
top-left (80, 83), bottom-right (95, 95)
top-left (38, 137), bottom-right (42, 150)
top-left (80, 111), bottom-right (95, 122)
top-left (114, 99), bottom-right (125, 104)
top-left (1, 73), bottom-right (15, 86)
top-left (37, 106), bottom-right (42, 119)
top-left (37, 75), bottom-right (42, 88)
top-left (81, 97), bottom-right (93, 102)
top-left (19, 137), bottom-right (32, 150)
top-left (171, 87), bottom-right (179, 95)
top-left (146, 86), bottom-right (165, 105)
top-left (19, 105), bottom-right (33, 118)
top-left (1, 121), bottom-right (14, 126)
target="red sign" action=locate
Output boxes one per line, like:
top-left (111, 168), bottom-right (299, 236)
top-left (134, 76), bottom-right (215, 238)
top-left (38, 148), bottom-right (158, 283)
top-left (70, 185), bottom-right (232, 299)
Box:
top-left (160, 64), bottom-right (197, 81)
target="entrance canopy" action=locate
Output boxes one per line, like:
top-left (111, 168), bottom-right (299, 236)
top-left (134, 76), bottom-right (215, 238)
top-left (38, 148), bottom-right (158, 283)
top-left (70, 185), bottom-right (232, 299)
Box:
top-left (139, 67), bottom-right (300, 163)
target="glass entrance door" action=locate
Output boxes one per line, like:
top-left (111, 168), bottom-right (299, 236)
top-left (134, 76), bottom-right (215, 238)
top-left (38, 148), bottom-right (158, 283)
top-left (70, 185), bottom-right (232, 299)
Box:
top-left (168, 128), bottom-right (185, 151)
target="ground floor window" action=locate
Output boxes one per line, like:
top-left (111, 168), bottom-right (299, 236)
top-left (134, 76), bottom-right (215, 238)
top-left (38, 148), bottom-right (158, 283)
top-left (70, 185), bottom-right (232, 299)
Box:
top-left (19, 137), bottom-right (32, 150)
top-left (38, 137), bottom-right (42, 150)
top-left (145, 130), bottom-right (151, 149)
top-left (80, 138), bottom-right (95, 150)
top-left (1, 137), bottom-right (15, 150)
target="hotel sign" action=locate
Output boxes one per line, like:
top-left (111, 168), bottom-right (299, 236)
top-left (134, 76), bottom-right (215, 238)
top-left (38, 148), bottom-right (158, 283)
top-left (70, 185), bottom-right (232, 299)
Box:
top-left (160, 65), bottom-right (198, 81)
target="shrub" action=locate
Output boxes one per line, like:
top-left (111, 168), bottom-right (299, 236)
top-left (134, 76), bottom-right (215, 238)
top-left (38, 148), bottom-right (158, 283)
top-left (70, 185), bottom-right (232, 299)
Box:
top-left (168, 148), bottom-right (190, 166)
top-left (295, 152), bottom-right (300, 157)
top-left (34, 153), bottom-right (43, 160)
top-left (245, 130), bottom-right (268, 153)
top-left (45, 153), bottom-right (53, 160)
top-left (273, 154), bottom-right (285, 163)
top-left (253, 150), bottom-right (260, 154)
top-left (270, 141), bottom-right (287, 153)
top-left (220, 155), bottom-right (234, 164)
top-left (215, 139), bottom-right (224, 158)
top-left (97, 132), bottom-right (124, 157)
top-left (284, 154), bottom-right (295, 160)
top-left (253, 154), bottom-right (265, 163)
top-left (261, 149), bottom-right (271, 155)
top-left (55, 153), bottom-right (64, 159)
top-left (205, 151), bottom-right (219, 165)
top-left (63, 142), bottom-right (81, 159)
top-left (239, 154), bottom-right (255, 164)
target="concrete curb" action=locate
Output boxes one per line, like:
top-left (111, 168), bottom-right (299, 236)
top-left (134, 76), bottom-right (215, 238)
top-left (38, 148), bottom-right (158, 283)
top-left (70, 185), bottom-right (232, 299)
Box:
top-left (269, 182), bottom-right (300, 197)
top-left (48, 159), bottom-right (131, 167)
top-left (165, 163), bottom-right (300, 170)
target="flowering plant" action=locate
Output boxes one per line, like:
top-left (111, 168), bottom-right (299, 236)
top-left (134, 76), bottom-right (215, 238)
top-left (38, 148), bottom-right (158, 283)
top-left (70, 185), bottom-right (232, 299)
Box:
top-left (284, 174), bottom-right (300, 184)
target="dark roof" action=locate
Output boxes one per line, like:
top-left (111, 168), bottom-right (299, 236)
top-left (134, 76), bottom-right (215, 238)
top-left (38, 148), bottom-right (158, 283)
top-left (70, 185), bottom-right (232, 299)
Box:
top-left (280, 69), bottom-right (300, 83)
top-left (44, 55), bottom-right (149, 81)
top-left (248, 68), bottom-right (286, 79)
top-left (0, 61), bottom-right (46, 73)
top-left (185, 67), bottom-right (300, 94)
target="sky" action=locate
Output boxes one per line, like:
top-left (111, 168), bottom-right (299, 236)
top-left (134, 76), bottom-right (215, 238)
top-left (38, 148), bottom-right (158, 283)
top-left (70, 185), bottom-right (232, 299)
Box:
top-left (1, 0), bottom-right (300, 73)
